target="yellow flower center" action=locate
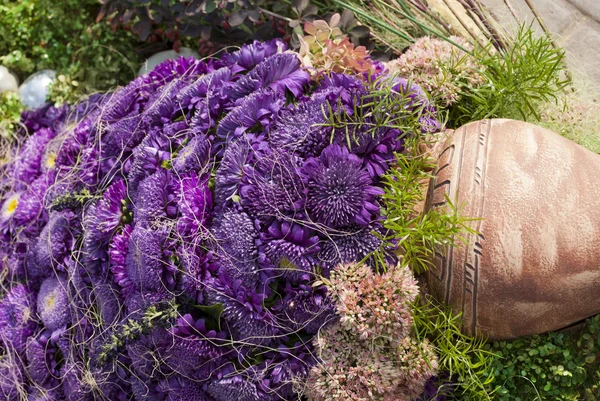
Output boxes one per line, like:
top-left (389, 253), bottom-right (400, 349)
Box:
top-left (45, 153), bottom-right (56, 169)
top-left (46, 294), bottom-right (56, 309)
top-left (6, 198), bottom-right (18, 214)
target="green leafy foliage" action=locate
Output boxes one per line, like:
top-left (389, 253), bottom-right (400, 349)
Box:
top-left (0, 0), bottom-right (141, 103)
top-left (412, 295), bottom-right (498, 400)
top-left (485, 315), bottom-right (600, 400)
top-left (0, 92), bottom-right (24, 139)
top-left (451, 26), bottom-right (570, 126)
top-left (380, 144), bottom-right (477, 275)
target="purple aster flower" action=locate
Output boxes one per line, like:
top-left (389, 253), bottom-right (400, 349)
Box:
top-left (30, 210), bottom-right (77, 273)
top-left (391, 77), bottom-right (441, 133)
top-left (100, 83), bottom-right (146, 124)
top-left (317, 224), bottom-right (384, 274)
top-left (110, 224), bottom-right (135, 297)
top-left (83, 179), bottom-right (128, 270)
top-left (177, 244), bottom-right (218, 304)
top-left (125, 225), bottom-right (177, 293)
top-left (268, 97), bottom-right (332, 158)
top-left (301, 144), bottom-right (383, 228)
top-left (133, 170), bottom-right (178, 223)
top-left (127, 129), bottom-right (174, 193)
top-left (0, 352), bottom-right (25, 400)
top-left (55, 113), bottom-right (98, 169)
top-left (157, 377), bottom-right (213, 401)
top-left (26, 331), bottom-right (64, 389)
top-left (0, 284), bottom-right (38, 353)
top-left (205, 270), bottom-right (279, 346)
top-left (178, 66), bottom-right (236, 119)
top-left (143, 80), bottom-right (190, 128)
top-left (211, 209), bottom-right (261, 287)
top-left (239, 149), bottom-right (306, 222)
top-left (258, 342), bottom-right (316, 399)
top-left (272, 281), bottom-right (334, 334)
top-left (224, 39), bottom-right (286, 70)
top-left (226, 52), bottom-right (310, 101)
top-left (10, 171), bottom-right (55, 236)
top-left (206, 374), bottom-right (263, 401)
top-left (172, 135), bottom-right (211, 175)
top-left (214, 135), bottom-right (269, 207)
top-left (176, 173), bottom-right (212, 238)
top-left (12, 127), bottom-right (55, 191)
top-left (167, 314), bottom-right (230, 379)
top-left (38, 275), bottom-right (71, 331)
top-left (91, 281), bottom-right (122, 327)
top-left (215, 88), bottom-right (284, 146)
top-left (259, 220), bottom-right (319, 279)
top-left (349, 126), bottom-right (405, 179)
top-left (101, 114), bottom-right (146, 165)
top-left (147, 56), bottom-right (225, 86)
top-left (21, 103), bottom-right (69, 133)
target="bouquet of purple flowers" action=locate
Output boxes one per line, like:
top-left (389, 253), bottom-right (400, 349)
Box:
top-left (0, 39), bottom-right (442, 400)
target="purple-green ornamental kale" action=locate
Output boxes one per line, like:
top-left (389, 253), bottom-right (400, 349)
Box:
top-left (0, 38), bottom-right (440, 400)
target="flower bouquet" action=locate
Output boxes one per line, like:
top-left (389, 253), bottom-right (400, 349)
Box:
top-left (0, 35), bottom-right (450, 401)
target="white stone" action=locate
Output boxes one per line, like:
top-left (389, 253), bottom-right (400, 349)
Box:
top-left (0, 66), bottom-right (19, 93)
top-left (137, 48), bottom-right (200, 77)
top-left (19, 70), bottom-right (56, 109)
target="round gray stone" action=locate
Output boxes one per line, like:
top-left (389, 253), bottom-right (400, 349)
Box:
top-left (137, 48), bottom-right (200, 76)
top-left (18, 69), bottom-right (56, 109)
top-left (0, 66), bottom-right (19, 93)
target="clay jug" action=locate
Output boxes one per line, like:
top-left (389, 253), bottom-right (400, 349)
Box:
top-left (425, 119), bottom-right (600, 340)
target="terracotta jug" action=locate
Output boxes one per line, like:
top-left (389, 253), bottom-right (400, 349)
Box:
top-left (425, 119), bottom-right (600, 340)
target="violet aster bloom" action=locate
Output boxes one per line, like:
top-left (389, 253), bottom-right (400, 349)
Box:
top-left (349, 126), bottom-right (405, 179)
top-left (302, 144), bottom-right (383, 228)
top-left (21, 103), bottom-right (69, 133)
top-left (205, 270), bottom-right (279, 346)
top-left (224, 39), bottom-right (286, 70)
top-left (83, 179), bottom-right (128, 269)
top-left (258, 342), bottom-right (316, 399)
top-left (172, 135), bottom-right (211, 175)
top-left (178, 66), bottom-right (235, 116)
top-left (0, 284), bottom-right (37, 353)
top-left (134, 169), bottom-right (178, 223)
top-left (260, 220), bottom-right (320, 279)
top-left (227, 52), bottom-right (310, 101)
top-left (10, 170), bottom-right (55, 236)
top-left (26, 331), bottom-right (64, 388)
top-left (12, 127), bottom-right (55, 190)
top-left (239, 149), bottom-right (306, 222)
top-left (176, 172), bottom-right (212, 238)
top-left (268, 96), bottom-right (332, 158)
top-left (167, 314), bottom-right (230, 379)
top-left (157, 376), bottom-right (213, 401)
top-left (317, 224), bottom-right (384, 274)
top-left (216, 88), bottom-right (285, 145)
top-left (272, 281), bottom-right (334, 334)
top-left (126, 225), bottom-right (177, 293)
top-left (211, 208), bottom-right (261, 287)
top-left (110, 224), bottom-right (135, 297)
top-left (206, 375), bottom-right (263, 401)
top-left (31, 210), bottom-right (76, 272)
top-left (0, 352), bottom-right (25, 400)
top-left (214, 135), bottom-right (269, 206)
top-left (391, 77), bottom-right (441, 133)
top-left (177, 244), bottom-right (218, 304)
top-left (38, 275), bottom-right (71, 332)
top-left (91, 281), bottom-right (122, 326)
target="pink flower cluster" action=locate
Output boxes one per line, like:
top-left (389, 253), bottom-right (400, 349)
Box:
top-left (388, 36), bottom-right (484, 106)
top-left (298, 14), bottom-right (376, 76)
top-left (306, 263), bottom-right (438, 401)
